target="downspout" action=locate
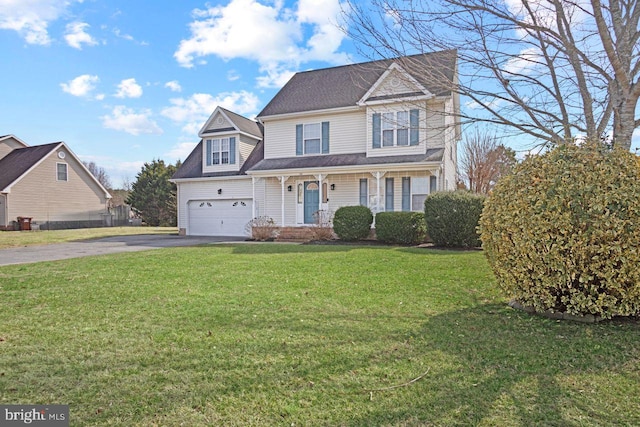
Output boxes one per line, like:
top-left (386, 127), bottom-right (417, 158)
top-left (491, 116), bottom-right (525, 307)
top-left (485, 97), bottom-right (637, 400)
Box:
top-left (251, 177), bottom-right (256, 219)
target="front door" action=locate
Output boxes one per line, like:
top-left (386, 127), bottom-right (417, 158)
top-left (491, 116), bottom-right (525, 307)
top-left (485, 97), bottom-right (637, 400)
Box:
top-left (303, 181), bottom-right (319, 224)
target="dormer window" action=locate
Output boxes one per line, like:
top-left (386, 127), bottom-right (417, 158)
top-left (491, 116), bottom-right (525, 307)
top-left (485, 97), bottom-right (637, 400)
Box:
top-left (212, 138), bottom-right (230, 164)
top-left (205, 137), bottom-right (236, 166)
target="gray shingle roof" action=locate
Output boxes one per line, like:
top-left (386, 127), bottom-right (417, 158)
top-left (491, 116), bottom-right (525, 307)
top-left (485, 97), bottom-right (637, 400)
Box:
top-left (248, 149), bottom-right (444, 172)
top-left (0, 142), bottom-right (59, 191)
top-left (172, 139), bottom-right (265, 180)
top-left (219, 107), bottom-right (263, 138)
top-left (258, 50), bottom-right (457, 117)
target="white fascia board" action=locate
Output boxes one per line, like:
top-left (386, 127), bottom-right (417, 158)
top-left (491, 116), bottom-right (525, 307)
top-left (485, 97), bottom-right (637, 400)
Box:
top-left (0, 134), bottom-right (29, 147)
top-left (358, 94), bottom-right (434, 107)
top-left (257, 105), bottom-right (361, 123)
top-left (71, 145), bottom-right (113, 199)
top-left (200, 130), bottom-right (260, 141)
top-left (170, 175), bottom-right (252, 184)
top-left (246, 162), bottom-right (442, 178)
top-left (198, 106), bottom-right (230, 137)
top-left (358, 62), bottom-right (434, 106)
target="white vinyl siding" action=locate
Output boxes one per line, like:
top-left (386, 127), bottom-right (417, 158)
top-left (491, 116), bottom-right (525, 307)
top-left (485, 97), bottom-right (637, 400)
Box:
top-left (175, 178), bottom-right (253, 232)
top-left (251, 172), bottom-right (438, 226)
top-left (238, 135), bottom-right (258, 168)
top-left (201, 112), bottom-right (233, 134)
top-left (262, 110), bottom-right (366, 159)
top-left (367, 101), bottom-right (438, 158)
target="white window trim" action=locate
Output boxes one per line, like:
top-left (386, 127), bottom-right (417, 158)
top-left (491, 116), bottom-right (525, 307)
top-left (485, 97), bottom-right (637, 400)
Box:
top-left (303, 123), bottom-right (321, 155)
top-left (210, 138), bottom-right (230, 165)
top-left (382, 111), bottom-right (410, 147)
top-left (56, 162), bottom-right (68, 182)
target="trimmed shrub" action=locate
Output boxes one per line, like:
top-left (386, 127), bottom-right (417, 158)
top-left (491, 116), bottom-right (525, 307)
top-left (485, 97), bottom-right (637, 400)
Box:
top-left (333, 206), bottom-right (373, 241)
top-left (479, 143), bottom-right (640, 319)
top-left (424, 191), bottom-right (486, 247)
top-left (375, 211), bottom-right (427, 245)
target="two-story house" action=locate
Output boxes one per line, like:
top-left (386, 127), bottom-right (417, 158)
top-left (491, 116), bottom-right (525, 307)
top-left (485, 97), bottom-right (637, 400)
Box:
top-left (172, 50), bottom-right (459, 237)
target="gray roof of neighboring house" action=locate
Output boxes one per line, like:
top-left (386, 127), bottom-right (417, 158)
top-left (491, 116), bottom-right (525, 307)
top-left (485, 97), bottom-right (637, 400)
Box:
top-left (172, 139), bottom-right (265, 180)
top-left (257, 50), bottom-right (457, 117)
top-left (248, 149), bottom-right (444, 172)
top-left (0, 142), bottom-right (60, 191)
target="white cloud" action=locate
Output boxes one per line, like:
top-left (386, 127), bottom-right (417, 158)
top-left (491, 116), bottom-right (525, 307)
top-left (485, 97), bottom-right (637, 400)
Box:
top-left (227, 69), bottom-right (240, 81)
top-left (174, 0), bottom-right (350, 86)
top-left (101, 106), bottom-right (163, 136)
top-left (255, 67), bottom-right (295, 89)
top-left (161, 91), bottom-right (260, 134)
top-left (0, 0), bottom-right (83, 45)
top-left (165, 141), bottom-right (198, 161)
top-left (64, 21), bottom-right (97, 49)
top-left (60, 74), bottom-right (99, 97)
top-left (504, 47), bottom-right (541, 75)
top-left (164, 80), bottom-right (182, 92)
top-left (115, 78), bottom-right (143, 98)
top-left (112, 27), bottom-right (148, 45)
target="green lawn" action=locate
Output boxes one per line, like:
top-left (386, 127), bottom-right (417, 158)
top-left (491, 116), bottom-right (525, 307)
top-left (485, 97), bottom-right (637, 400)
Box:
top-left (0, 244), bottom-right (638, 426)
top-left (0, 227), bottom-right (177, 249)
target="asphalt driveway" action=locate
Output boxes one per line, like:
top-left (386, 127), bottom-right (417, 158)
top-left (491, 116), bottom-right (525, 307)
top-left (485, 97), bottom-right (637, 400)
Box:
top-left (0, 234), bottom-right (246, 266)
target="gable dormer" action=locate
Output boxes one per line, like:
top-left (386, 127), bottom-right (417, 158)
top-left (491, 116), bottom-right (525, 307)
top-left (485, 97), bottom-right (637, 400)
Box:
top-left (358, 62), bottom-right (434, 106)
top-left (199, 107), bottom-right (262, 174)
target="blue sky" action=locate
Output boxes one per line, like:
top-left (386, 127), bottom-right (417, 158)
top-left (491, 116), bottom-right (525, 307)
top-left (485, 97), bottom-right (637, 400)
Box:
top-left (1, 1), bottom-right (637, 189)
top-left (0, 0), bottom-right (360, 188)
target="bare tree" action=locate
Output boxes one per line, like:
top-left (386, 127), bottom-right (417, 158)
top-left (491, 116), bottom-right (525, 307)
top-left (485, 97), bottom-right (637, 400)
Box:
top-left (344, 0), bottom-right (640, 150)
top-left (460, 129), bottom-right (517, 194)
top-left (83, 161), bottom-right (112, 190)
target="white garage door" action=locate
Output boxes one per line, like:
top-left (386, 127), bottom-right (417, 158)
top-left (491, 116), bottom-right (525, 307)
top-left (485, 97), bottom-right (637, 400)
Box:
top-left (188, 199), bottom-right (252, 236)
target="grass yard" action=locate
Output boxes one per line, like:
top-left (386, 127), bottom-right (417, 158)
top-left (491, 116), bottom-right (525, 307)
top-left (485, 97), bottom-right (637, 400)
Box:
top-left (0, 227), bottom-right (177, 249)
top-left (0, 244), bottom-right (638, 426)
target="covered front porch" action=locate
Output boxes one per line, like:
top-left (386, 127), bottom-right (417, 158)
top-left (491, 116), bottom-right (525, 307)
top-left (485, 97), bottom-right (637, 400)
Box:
top-left (248, 165), bottom-right (442, 228)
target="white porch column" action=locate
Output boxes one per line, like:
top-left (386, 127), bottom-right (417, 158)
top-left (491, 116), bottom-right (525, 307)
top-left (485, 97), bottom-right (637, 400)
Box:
top-left (314, 173), bottom-right (324, 220)
top-left (278, 176), bottom-right (289, 226)
top-left (371, 171), bottom-right (386, 213)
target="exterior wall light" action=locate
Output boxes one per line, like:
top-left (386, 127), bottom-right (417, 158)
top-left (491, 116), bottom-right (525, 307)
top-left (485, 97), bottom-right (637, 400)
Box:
top-left (217, 189), bottom-right (222, 194)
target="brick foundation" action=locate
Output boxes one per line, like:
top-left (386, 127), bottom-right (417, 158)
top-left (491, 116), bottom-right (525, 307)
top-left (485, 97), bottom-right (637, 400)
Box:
top-left (276, 226), bottom-right (319, 241)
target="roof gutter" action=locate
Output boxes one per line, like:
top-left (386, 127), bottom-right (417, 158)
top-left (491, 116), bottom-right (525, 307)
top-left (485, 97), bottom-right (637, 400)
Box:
top-left (246, 161), bottom-right (442, 177)
top-left (257, 105), bottom-right (361, 122)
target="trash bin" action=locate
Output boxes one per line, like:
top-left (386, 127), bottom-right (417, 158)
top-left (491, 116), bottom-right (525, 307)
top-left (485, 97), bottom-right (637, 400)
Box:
top-left (17, 217), bottom-right (32, 231)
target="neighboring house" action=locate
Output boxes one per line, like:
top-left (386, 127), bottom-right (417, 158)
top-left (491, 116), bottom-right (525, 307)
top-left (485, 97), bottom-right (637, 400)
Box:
top-left (0, 135), bottom-right (112, 230)
top-left (172, 50), bottom-right (460, 237)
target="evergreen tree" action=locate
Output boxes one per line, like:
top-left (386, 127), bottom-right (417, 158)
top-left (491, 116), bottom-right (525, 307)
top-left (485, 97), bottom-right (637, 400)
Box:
top-left (126, 159), bottom-right (180, 226)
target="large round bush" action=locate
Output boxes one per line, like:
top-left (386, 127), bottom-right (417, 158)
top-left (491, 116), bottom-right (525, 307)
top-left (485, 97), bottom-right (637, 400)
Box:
top-left (424, 191), bottom-right (486, 247)
top-left (479, 143), bottom-right (640, 319)
top-left (333, 205), bottom-right (373, 241)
